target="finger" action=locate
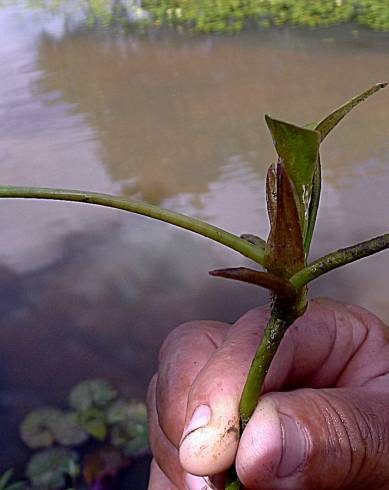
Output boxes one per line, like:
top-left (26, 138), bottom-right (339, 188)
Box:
top-left (179, 306), bottom-right (271, 476)
top-left (237, 386), bottom-right (389, 490)
top-left (156, 320), bottom-right (229, 446)
top-left (147, 375), bottom-right (185, 489)
top-left (148, 459), bottom-right (180, 490)
top-left (147, 376), bottom-right (218, 490)
top-left (148, 374), bottom-right (218, 490)
top-left (339, 301), bottom-right (389, 388)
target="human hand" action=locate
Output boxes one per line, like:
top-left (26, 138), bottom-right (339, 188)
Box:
top-left (147, 299), bottom-right (389, 490)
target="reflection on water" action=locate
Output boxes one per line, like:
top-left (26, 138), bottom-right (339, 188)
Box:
top-left (1, 4), bottom-right (389, 477)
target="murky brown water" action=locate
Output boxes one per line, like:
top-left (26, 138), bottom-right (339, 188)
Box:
top-left (1, 4), bottom-right (389, 479)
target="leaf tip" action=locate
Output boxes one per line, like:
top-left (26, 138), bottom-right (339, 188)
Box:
top-left (264, 113), bottom-right (274, 129)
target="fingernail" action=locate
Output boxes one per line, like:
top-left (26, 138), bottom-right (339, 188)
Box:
top-left (181, 405), bottom-right (211, 442)
top-left (277, 414), bottom-right (307, 478)
top-left (185, 473), bottom-right (211, 490)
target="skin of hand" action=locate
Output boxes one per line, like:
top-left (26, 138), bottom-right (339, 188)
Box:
top-left (147, 299), bottom-right (389, 490)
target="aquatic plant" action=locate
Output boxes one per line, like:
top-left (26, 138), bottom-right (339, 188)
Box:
top-left (3, 0), bottom-right (389, 32)
top-left (0, 83), bottom-right (388, 488)
top-left (16, 379), bottom-right (148, 489)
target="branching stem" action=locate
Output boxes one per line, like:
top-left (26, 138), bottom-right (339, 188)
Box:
top-left (291, 233), bottom-right (389, 289)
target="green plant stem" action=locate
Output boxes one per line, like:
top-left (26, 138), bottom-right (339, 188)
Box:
top-left (226, 297), bottom-right (302, 489)
top-left (239, 301), bottom-right (299, 429)
top-left (290, 233), bottom-right (389, 290)
top-left (0, 186), bottom-right (266, 265)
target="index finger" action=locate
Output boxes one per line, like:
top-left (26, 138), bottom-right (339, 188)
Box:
top-left (156, 319), bottom-right (229, 447)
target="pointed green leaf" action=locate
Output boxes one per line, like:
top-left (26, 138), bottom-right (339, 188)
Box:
top-left (303, 83), bottom-right (387, 254)
top-left (265, 164), bottom-right (305, 279)
top-left (311, 82), bottom-right (388, 142)
top-left (265, 115), bottom-right (320, 240)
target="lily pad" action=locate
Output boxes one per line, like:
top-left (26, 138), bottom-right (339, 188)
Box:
top-left (78, 407), bottom-right (108, 441)
top-left (20, 409), bottom-right (88, 448)
top-left (108, 400), bottom-right (148, 456)
top-left (82, 418), bottom-right (107, 441)
top-left (106, 400), bottom-right (146, 425)
top-left (69, 379), bottom-right (117, 412)
top-left (51, 411), bottom-right (89, 446)
top-left (123, 426), bottom-right (149, 456)
top-left (20, 409), bottom-right (62, 449)
top-left (26, 448), bottom-right (78, 489)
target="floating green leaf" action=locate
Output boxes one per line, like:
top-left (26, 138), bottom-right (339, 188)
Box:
top-left (108, 400), bottom-right (149, 456)
top-left (20, 408), bottom-right (88, 448)
top-left (20, 409), bottom-right (62, 449)
top-left (69, 379), bottom-right (117, 412)
top-left (106, 400), bottom-right (147, 425)
top-left (26, 448), bottom-right (78, 489)
top-left (122, 425), bottom-right (149, 457)
top-left (77, 406), bottom-right (107, 440)
top-left (51, 411), bottom-right (88, 446)
top-left (265, 115), bottom-right (320, 240)
top-left (83, 418), bottom-right (107, 441)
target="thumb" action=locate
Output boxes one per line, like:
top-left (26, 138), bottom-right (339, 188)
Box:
top-left (236, 388), bottom-right (389, 490)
